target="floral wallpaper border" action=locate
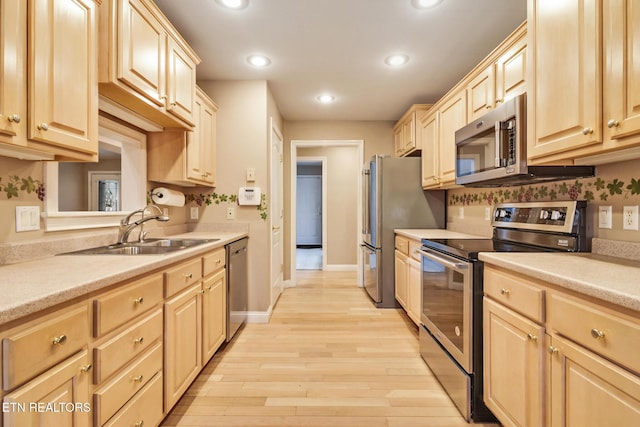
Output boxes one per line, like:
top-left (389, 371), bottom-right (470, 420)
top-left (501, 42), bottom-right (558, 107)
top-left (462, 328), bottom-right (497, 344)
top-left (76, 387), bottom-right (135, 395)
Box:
top-left (0, 175), bottom-right (45, 200)
top-left (449, 177), bottom-right (640, 206)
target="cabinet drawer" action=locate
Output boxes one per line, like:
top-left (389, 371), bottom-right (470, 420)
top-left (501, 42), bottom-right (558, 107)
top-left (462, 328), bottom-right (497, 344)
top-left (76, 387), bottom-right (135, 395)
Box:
top-left (94, 341), bottom-right (162, 426)
top-left (395, 236), bottom-right (409, 255)
top-left (93, 273), bottom-right (163, 337)
top-left (3, 304), bottom-right (90, 390)
top-left (409, 240), bottom-right (422, 262)
top-left (547, 291), bottom-right (640, 373)
top-left (484, 267), bottom-right (545, 323)
top-left (203, 247), bottom-right (226, 276)
top-left (103, 371), bottom-right (164, 427)
top-left (165, 257), bottom-right (202, 297)
top-left (93, 308), bottom-right (163, 384)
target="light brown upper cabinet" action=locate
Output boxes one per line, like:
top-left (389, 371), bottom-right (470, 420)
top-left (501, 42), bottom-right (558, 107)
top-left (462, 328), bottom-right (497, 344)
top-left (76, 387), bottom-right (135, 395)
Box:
top-left (98, 0), bottom-right (200, 129)
top-left (0, 0), bottom-right (99, 161)
top-left (393, 104), bottom-right (432, 157)
top-left (147, 86), bottom-right (218, 187)
top-left (467, 25), bottom-right (527, 122)
top-left (528, 0), bottom-right (640, 164)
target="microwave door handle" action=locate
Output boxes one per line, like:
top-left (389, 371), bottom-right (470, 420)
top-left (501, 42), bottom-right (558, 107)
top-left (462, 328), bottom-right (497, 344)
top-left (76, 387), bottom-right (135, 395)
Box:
top-left (495, 121), bottom-right (502, 168)
top-left (417, 249), bottom-right (468, 270)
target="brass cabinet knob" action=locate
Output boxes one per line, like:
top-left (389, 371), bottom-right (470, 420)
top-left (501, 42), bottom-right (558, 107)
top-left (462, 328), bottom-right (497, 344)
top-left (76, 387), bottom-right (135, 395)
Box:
top-left (80, 364), bottom-right (92, 373)
top-left (527, 333), bottom-right (538, 342)
top-left (500, 288), bottom-right (510, 295)
top-left (495, 98), bottom-right (504, 104)
top-left (133, 297), bottom-right (144, 305)
top-left (7, 114), bottom-right (21, 123)
top-left (607, 119), bottom-right (620, 128)
top-left (184, 272), bottom-right (193, 279)
top-left (134, 421), bottom-right (144, 427)
top-left (52, 335), bottom-right (67, 346)
top-left (132, 375), bottom-right (144, 383)
top-left (133, 336), bottom-right (144, 345)
top-left (582, 127), bottom-right (593, 135)
top-left (38, 123), bottom-right (49, 131)
top-left (590, 328), bottom-right (605, 339)
top-left (548, 346), bottom-right (559, 355)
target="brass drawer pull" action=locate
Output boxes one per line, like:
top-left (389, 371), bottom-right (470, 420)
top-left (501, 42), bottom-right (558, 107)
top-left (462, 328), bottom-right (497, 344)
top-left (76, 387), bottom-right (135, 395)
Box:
top-left (500, 288), bottom-right (510, 295)
top-left (207, 285), bottom-right (213, 292)
top-left (80, 364), bottom-right (92, 374)
top-left (133, 297), bottom-right (144, 305)
top-left (607, 119), bottom-right (619, 128)
top-left (582, 127), bottom-right (593, 135)
top-left (37, 123), bottom-right (49, 131)
top-left (527, 333), bottom-right (537, 342)
top-left (7, 114), bottom-right (21, 123)
top-left (133, 336), bottom-right (144, 345)
top-left (548, 346), bottom-right (559, 355)
top-left (132, 375), bottom-right (144, 383)
top-left (52, 335), bottom-right (67, 346)
top-left (590, 328), bottom-right (605, 339)
top-left (134, 421), bottom-right (144, 427)
top-left (184, 272), bottom-right (193, 279)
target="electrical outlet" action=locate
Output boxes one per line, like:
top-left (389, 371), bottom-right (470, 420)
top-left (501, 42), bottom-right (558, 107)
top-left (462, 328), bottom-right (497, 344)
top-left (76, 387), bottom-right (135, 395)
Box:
top-left (458, 207), bottom-right (464, 219)
top-left (598, 205), bottom-right (612, 229)
top-left (623, 205), bottom-right (639, 231)
top-left (226, 207), bottom-right (236, 220)
top-left (190, 207), bottom-right (198, 220)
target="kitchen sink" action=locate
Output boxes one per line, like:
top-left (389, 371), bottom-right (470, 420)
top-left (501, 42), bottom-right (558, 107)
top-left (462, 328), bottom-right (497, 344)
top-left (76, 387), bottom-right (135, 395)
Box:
top-left (60, 238), bottom-right (219, 255)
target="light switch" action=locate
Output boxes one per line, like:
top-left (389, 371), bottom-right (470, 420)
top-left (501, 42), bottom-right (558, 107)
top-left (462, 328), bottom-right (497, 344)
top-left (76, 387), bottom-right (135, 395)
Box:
top-left (598, 205), bottom-right (612, 229)
top-left (246, 168), bottom-right (256, 182)
top-left (16, 206), bottom-right (40, 232)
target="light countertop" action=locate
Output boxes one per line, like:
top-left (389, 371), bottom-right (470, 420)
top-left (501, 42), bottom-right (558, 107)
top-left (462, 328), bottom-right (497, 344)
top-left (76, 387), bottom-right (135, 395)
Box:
top-left (395, 229), bottom-right (488, 241)
top-left (479, 252), bottom-right (640, 312)
top-left (0, 231), bottom-right (247, 326)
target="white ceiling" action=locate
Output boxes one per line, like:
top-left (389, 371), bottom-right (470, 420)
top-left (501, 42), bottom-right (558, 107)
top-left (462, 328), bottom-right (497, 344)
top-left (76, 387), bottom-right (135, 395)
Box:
top-left (154, 0), bottom-right (527, 121)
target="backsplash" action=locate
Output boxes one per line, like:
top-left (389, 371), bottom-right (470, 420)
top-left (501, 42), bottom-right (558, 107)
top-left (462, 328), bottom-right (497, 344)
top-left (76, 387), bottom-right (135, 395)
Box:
top-left (447, 158), bottom-right (640, 242)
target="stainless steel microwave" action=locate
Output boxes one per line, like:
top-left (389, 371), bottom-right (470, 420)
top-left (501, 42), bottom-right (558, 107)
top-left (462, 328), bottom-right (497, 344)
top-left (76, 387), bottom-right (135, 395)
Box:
top-left (454, 93), bottom-right (594, 187)
top-left (455, 94), bottom-right (526, 185)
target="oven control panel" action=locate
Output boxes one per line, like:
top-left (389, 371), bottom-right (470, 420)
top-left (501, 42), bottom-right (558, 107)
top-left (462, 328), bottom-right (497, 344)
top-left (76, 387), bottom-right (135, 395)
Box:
top-left (491, 201), bottom-right (586, 234)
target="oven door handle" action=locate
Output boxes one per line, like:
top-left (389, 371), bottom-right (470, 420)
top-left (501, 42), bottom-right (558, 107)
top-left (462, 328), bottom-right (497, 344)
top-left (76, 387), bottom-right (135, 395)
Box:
top-left (417, 249), bottom-right (469, 270)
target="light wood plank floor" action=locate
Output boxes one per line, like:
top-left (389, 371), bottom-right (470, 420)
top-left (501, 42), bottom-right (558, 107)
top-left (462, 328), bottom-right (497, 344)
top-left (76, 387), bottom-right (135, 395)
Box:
top-left (161, 271), bottom-right (497, 427)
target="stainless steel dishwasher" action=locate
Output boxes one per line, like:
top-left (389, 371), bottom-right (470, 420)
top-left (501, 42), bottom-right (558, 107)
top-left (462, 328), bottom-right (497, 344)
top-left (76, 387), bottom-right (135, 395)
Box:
top-left (226, 237), bottom-right (248, 341)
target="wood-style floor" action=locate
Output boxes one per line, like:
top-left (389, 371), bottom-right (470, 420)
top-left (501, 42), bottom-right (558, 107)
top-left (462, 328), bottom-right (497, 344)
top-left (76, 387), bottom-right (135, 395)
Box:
top-left (161, 271), bottom-right (496, 427)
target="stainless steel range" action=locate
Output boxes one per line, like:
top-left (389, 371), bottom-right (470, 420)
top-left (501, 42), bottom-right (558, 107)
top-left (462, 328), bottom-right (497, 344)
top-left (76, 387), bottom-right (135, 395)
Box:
top-left (418, 201), bottom-right (589, 423)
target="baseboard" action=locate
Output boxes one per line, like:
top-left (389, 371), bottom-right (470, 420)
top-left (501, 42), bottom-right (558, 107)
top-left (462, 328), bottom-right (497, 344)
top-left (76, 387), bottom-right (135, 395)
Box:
top-left (246, 307), bottom-right (272, 323)
top-left (323, 264), bottom-right (357, 271)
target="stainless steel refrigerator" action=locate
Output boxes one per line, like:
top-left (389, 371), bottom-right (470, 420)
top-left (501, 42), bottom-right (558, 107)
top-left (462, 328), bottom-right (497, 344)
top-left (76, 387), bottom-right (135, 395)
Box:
top-left (361, 155), bottom-right (445, 308)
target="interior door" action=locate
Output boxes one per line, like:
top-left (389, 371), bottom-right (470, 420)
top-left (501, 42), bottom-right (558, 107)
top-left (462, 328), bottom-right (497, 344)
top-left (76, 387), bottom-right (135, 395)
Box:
top-left (270, 121), bottom-right (284, 306)
top-left (296, 175), bottom-right (322, 245)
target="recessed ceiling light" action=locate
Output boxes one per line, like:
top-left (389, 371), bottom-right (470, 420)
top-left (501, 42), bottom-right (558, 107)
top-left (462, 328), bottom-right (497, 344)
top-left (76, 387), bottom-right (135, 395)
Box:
top-left (216, 0), bottom-right (249, 9)
top-left (317, 94), bottom-right (335, 104)
top-left (384, 54), bottom-right (410, 67)
top-left (411, 0), bottom-right (443, 9)
top-left (247, 55), bottom-right (271, 67)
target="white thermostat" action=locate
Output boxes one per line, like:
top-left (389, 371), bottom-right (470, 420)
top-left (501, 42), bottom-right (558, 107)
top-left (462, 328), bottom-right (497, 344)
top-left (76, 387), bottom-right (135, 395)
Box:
top-left (238, 187), bottom-right (261, 205)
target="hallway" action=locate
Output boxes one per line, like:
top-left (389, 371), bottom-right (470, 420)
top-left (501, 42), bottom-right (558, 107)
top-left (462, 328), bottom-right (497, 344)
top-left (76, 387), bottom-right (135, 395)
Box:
top-left (161, 271), bottom-right (493, 427)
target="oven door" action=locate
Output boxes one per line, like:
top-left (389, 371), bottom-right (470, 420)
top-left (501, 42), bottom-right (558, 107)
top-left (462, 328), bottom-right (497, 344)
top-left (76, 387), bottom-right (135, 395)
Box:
top-left (418, 247), bottom-right (473, 373)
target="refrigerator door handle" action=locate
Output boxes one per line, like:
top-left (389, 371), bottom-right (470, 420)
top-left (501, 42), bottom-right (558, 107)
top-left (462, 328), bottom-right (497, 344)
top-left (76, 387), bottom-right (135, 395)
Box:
top-left (362, 169), bottom-right (371, 235)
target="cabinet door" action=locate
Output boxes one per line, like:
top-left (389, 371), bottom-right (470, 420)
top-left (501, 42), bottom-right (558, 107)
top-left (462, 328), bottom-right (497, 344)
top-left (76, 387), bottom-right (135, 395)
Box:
top-left (394, 250), bottom-right (408, 309)
top-left (420, 111), bottom-right (440, 189)
top-left (187, 88), bottom-right (216, 185)
top-left (407, 257), bottom-right (421, 326)
top-left (403, 114), bottom-right (416, 152)
top-left (393, 125), bottom-right (403, 157)
top-left (166, 36), bottom-right (197, 126)
top-left (484, 298), bottom-right (545, 427)
top-left (0, 0), bottom-right (26, 142)
top-left (202, 269), bottom-right (226, 364)
top-left (28, 0), bottom-right (98, 154)
top-left (528, 0), bottom-right (602, 162)
top-left (439, 90), bottom-right (466, 186)
top-left (3, 351), bottom-right (91, 427)
top-left (118, 0), bottom-right (165, 107)
top-left (549, 335), bottom-right (640, 427)
top-left (603, 0), bottom-right (640, 144)
top-left (467, 65), bottom-right (495, 121)
top-left (495, 32), bottom-right (527, 105)
top-left (164, 283), bottom-right (202, 411)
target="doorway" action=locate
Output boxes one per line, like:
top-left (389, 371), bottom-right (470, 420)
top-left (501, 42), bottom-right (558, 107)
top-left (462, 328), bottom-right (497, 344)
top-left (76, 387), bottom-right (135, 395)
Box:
top-left (296, 159), bottom-right (326, 270)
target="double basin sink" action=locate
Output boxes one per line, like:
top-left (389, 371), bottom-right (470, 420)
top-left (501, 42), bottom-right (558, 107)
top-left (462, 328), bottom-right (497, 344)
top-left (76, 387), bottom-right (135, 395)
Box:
top-left (63, 238), bottom-right (219, 255)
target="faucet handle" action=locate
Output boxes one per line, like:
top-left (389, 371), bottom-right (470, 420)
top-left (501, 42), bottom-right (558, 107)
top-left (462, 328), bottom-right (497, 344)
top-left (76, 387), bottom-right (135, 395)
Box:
top-left (138, 230), bottom-right (149, 242)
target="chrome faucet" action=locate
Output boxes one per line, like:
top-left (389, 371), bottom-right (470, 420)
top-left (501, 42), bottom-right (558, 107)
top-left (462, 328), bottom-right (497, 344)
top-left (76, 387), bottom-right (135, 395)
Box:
top-left (118, 205), bottom-right (169, 244)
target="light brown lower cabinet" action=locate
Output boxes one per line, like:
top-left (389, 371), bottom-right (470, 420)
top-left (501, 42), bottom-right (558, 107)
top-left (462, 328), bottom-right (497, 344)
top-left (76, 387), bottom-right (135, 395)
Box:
top-left (1, 245), bottom-right (232, 426)
top-left (483, 265), bottom-right (640, 427)
top-left (3, 350), bottom-right (92, 427)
